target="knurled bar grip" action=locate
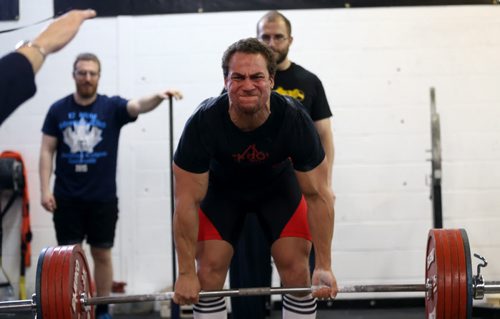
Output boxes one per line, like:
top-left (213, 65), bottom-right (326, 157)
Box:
top-left (1, 281), bottom-right (500, 312)
top-left (85, 284), bottom-right (426, 305)
top-left (0, 284), bottom-right (426, 310)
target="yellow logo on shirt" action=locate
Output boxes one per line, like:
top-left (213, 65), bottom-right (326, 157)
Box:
top-left (275, 86), bottom-right (305, 102)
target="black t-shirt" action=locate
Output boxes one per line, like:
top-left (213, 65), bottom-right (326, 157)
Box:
top-left (274, 62), bottom-right (332, 121)
top-left (174, 92), bottom-right (325, 189)
top-left (0, 53), bottom-right (36, 125)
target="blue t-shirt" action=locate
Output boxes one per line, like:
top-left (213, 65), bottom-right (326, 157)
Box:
top-left (42, 94), bottom-right (136, 201)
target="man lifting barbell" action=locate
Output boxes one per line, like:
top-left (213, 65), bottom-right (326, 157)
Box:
top-left (171, 37), bottom-right (338, 319)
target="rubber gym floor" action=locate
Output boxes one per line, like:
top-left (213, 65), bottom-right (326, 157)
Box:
top-left (0, 308), bottom-right (426, 319)
top-left (1, 306), bottom-right (499, 318)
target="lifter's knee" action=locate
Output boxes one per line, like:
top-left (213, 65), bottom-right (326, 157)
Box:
top-left (196, 240), bottom-right (233, 290)
top-left (272, 238), bottom-right (311, 287)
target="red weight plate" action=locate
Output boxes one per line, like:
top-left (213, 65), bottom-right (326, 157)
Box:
top-left (460, 229), bottom-right (473, 319)
top-left (79, 245), bottom-right (95, 318)
top-left (50, 246), bottom-right (66, 319)
top-left (454, 230), bottom-right (468, 319)
top-left (425, 230), bottom-right (436, 318)
top-left (426, 229), bottom-right (445, 319)
top-left (55, 246), bottom-right (72, 319)
top-left (36, 247), bottom-right (53, 319)
top-left (445, 230), bottom-right (460, 319)
top-left (59, 245), bottom-right (95, 319)
top-left (76, 245), bottom-right (95, 319)
top-left (439, 230), bottom-right (453, 319)
top-left (46, 246), bottom-right (58, 319)
top-left (42, 246), bottom-right (57, 318)
top-left (40, 246), bottom-right (57, 319)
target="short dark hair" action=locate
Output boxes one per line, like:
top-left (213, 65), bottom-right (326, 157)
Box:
top-left (256, 11), bottom-right (292, 36)
top-left (221, 38), bottom-right (277, 79)
top-left (73, 53), bottom-right (101, 72)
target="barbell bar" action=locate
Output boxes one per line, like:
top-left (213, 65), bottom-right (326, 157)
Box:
top-left (0, 228), bottom-right (498, 319)
top-left (84, 284), bottom-right (428, 306)
top-left (0, 284), bottom-right (429, 309)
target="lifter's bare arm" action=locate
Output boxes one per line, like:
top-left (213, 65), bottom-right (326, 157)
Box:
top-left (295, 158), bottom-right (337, 299)
top-left (172, 163), bottom-right (209, 305)
top-left (39, 134), bottom-right (58, 212)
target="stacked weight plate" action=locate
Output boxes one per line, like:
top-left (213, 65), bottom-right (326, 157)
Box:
top-left (426, 229), bottom-right (473, 319)
top-left (36, 245), bottom-right (95, 319)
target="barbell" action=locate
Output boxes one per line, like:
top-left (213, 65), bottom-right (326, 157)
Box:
top-left (0, 228), bottom-right (498, 319)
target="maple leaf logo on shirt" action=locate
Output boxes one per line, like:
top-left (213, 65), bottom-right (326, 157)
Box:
top-left (63, 117), bottom-right (103, 153)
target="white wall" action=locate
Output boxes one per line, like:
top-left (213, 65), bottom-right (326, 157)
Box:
top-left (0, 0), bottom-right (499, 302)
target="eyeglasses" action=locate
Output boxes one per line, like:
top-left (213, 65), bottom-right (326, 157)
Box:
top-left (74, 70), bottom-right (100, 78)
top-left (258, 34), bottom-right (289, 44)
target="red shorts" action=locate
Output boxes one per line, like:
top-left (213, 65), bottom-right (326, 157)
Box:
top-left (197, 168), bottom-right (311, 247)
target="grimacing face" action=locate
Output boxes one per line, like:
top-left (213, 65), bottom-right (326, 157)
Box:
top-left (224, 52), bottom-right (274, 116)
top-left (257, 18), bottom-right (292, 65)
top-left (73, 60), bottom-right (100, 99)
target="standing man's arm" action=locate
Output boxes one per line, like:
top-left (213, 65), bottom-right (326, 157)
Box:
top-left (39, 134), bottom-right (58, 212)
top-left (172, 163), bottom-right (209, 305)
top-left (314, 118), bottom-right (334, 186)
top-left (295, 158), bottom-right (337, 299)
top-left (126, 89), bottom-right (183, 118)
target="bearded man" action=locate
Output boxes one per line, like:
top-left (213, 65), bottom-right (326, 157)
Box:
top-left (39, 52), bottom-right (182, 319)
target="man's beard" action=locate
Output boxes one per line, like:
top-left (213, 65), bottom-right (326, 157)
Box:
top-left (274, 48), bottom-right (289, 65)
top-left (76, 83), bottom-right (97, 98)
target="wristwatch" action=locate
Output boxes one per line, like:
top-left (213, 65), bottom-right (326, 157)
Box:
top-left (15, 40), bottom-right (47, 59)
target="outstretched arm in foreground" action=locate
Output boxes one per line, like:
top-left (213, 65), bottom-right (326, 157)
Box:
top-left (18, 9), bottom-right (97, 74)
top-left (0, 9), bottom-right (96, 125)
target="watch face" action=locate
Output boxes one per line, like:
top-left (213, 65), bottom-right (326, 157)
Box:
top-left (15, 40), bottom-right (30, 50)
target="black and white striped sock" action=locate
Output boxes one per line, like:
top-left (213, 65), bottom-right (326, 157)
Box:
top-left (193, 296), bottom-right (227, 319)
top-left (282, 294), bottom-right (317, 319)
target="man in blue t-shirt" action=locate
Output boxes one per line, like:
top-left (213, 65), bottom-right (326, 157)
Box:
top-left (39, 52), bottom-right (182, 319)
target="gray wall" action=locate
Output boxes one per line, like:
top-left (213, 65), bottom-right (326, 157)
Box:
top-left (0, 0), bottom-right (499, 303)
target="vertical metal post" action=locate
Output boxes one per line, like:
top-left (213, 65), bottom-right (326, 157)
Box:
top-left (429, 87), bottom-right (443, 228)
top-left (168, 96), bottom-right (180, 319)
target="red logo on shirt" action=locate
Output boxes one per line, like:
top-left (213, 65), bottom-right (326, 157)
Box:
top-left (232, 144), bottom-right (269, 163)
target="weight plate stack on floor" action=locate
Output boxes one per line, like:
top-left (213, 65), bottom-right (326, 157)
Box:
top-left (426, 229), bottom-right (473, 319)
top-left (426, 229), bottom-right (445, 319)
top-left (36, 245), bottom-right (95, 319)
top-left (460, 229), bottom-right (473, 319)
